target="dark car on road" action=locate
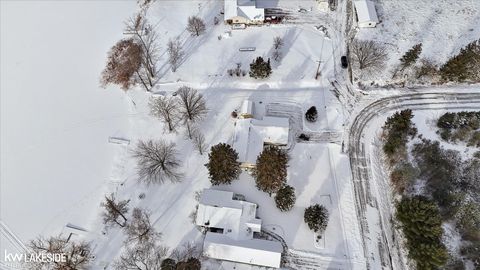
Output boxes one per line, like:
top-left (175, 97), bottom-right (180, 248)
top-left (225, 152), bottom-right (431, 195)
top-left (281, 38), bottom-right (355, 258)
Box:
top-left (341, 56), bottom-right (348, 68)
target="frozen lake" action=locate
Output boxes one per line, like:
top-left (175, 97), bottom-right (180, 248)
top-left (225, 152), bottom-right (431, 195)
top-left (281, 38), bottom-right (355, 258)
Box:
top-left (1, 0), bottom-right (135, 250)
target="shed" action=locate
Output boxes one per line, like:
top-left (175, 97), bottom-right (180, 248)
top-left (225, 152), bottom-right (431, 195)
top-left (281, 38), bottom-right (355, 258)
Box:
top-left (354, 0), bottom-right (378, 28)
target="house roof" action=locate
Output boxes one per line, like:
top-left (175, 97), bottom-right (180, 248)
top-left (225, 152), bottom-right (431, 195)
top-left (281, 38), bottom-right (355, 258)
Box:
top-left (354, 0), bottom-right (378, 24)
top-left (204, 232), bottom-right (283, 268)
top-left (251, 116), bottom-right (289, 145)
top-left (196, 189), bottom-right (261, 241)
top-left (224, 0), bottom-right (265, 21)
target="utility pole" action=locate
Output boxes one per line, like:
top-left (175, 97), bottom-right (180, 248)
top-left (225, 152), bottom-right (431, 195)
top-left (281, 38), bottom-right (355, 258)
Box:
top-left (315, 60), bottom-right (323, 80)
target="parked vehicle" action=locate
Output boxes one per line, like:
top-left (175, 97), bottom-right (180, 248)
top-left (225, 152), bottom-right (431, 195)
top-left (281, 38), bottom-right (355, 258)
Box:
top-left (341, 56), bottom-right (348, 68)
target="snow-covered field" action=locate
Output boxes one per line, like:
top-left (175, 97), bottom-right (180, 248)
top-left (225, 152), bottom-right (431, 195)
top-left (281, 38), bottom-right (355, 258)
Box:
top-left (1, 0), bottom-right (135, 255)
top-left (355, 0), bottom-right (480, 81)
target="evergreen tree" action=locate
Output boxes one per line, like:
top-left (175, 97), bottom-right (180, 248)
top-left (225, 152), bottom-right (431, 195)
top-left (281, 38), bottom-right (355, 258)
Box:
top-left (440, 39), bottom-right (480, 82)
top-left (249, 57), bottom-right (272, 79)
top-left (396, 196), bottom-right (448, 270)
top-left (304, 204), bottom-right (329, 233)
top-left (305, 106), bottom-right (318, 122)
top-left (253, 146), bottom-right (288, 195)
top-left (205, 143), bottom-right (241, 185)
top-left (161, 258), bottom-right (176, 270)
top-left (400, 43), bottom-right (422, 69)
top-left (275, 185), bottom-right (296, 211)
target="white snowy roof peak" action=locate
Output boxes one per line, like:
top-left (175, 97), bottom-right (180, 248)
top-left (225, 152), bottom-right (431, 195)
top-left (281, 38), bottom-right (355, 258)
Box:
top-left (354, 0), bottom-right (378, 27)
top-left (224, 0), bottom-right (265, 21)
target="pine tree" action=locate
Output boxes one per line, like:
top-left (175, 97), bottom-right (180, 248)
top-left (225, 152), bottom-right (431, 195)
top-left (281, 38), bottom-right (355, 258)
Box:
top-left (400, 43), bottom-right (422, 69)
top-left (396, 196), bottom-right (448, 270)
top-left (249, 57), bottom-right (272, 79)
top-left (305, 106), bottom-right (318, 122)
top-left (304, 204), bottom-right (329, 233)
top-left (205, 143), bottom-right (241, 185)
top-left (253, 146), bottom-right (288, 195)
top-left (275, 185), bottom-right (296, 211)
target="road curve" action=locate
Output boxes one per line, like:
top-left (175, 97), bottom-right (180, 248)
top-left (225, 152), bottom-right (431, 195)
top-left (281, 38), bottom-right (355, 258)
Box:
top-left (347, 91), bottom-right (480, 270)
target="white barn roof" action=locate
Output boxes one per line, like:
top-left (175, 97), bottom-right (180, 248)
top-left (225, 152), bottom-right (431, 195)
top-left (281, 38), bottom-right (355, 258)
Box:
top-left (204, 232), bottom-right (282, 268)
top-left (354, 0), bottom-right (378, 27)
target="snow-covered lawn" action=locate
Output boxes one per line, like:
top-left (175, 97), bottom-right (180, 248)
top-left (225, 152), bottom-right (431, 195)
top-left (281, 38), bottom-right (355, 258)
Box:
top-left (0, 0), bottom-right (135, 253)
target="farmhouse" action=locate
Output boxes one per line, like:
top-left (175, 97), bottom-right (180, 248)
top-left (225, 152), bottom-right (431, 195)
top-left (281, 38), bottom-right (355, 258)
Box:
top-left (195, 189), bottom-right (283, 268)
top-left (224, 0), bottom-right (265, 25)
top-left (232, 100), bottom-right (290, 168)
top-left (354, 0), bottom-right (379, 28)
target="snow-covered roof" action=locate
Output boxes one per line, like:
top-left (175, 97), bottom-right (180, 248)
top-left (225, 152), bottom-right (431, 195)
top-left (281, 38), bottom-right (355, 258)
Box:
top-left (240, 100), bottom-right (254, 116)
top-left (204, 232), bottom-right (282, 268)
top-left (224, 0), bottom-right (265, 21)
top-left (354, 0), bottom-right (378, 25)
top-left (251, 116), bottom-right (289, 145)
top-left (232, 113), bottom-right (290, 165)
top-left (196, 189), bottom-right (261, 241)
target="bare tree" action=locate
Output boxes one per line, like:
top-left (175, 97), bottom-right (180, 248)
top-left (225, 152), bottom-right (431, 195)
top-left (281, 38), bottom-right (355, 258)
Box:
top-left (176, 86), bottom-right (208, 138)
top-left (29, 235), bottom-right (91, 270)
top-left (171, 242), bottom-right (200, 263)
top-left (186, 16), bottom-right (206, 36)
top-left (149, 96), bottom-right (180, 132)
top-left (133, 140), bottom-right (183, 184)
top-left (100, 193), bottom-right (129, 228)
top-left (191, 128), bottom-right (207, 155)
top-left (350, 39), bottom-right (388, 70)
top-left (113, 241), bottom-right (167, 270)
top-left (273, 36), bottom-right (284, 50)
top-left (124, 14), bottom-right (160, 91)
top-left (167, 39), bottom-right (184, 72)
top-left (124, 208), bottom-right (161, 245)
top-left (100, 38), bottom-right (142, 90)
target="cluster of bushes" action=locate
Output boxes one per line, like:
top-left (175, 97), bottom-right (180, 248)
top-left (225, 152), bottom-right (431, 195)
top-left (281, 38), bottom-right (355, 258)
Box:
top-left (396, 196), bottom-right (448, 270)
top-left (440, 39), bottom-right (480, 83)
top-left (437, 111), bottom-right (480, 147)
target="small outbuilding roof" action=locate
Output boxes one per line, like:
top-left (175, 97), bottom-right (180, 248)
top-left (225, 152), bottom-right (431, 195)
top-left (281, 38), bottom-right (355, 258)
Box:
top-left (354, 0), bottom-right (378, 26)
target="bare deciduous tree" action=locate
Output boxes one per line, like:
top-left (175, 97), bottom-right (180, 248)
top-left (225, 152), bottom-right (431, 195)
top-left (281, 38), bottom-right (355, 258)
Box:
top-left (113, 241), bottom-right (167, 270)
top-left (29, 236), bottom-right (91, 270)
top-left (191, 128), bottom-right (207, 155)
top-left (187, 16), bottom-right (206, 36)
top-left (100, 39), bottom-right (142, 90)
top-left (149, 96), bottom-right (180, 132)
top-left (350, 39), bottom-right (388, 70)
top-left (101, 193), bottom-right (130, 228)
top-left (125, 14), bottom-right (160, 91)
top-left (124, 208), bottom-right (161, 245)
top-left (273, 36), bottom-right (284, 50)
top-left (176, 86), bottom-right (208, 138)
top-left (167, 39), bottom-right (184, 72)
top-left (133, 140), bottom-right (183, 184)
top-left (171, 242), bottom-right (200, 263)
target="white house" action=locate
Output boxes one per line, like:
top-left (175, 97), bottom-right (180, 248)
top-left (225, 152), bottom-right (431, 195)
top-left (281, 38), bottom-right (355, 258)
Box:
top-left (232, 102), bottom-right (290, 168)
top-left (354, 0), bottom-right (379, 28)
top-left (224, 0), bottom-right (265, 25)
top-left (196, 189), bottom-right (283, 268)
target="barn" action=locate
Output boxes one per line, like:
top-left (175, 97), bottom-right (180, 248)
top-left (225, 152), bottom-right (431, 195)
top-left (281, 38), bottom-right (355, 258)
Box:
top-left (354, 0), bottom-right (379, 28)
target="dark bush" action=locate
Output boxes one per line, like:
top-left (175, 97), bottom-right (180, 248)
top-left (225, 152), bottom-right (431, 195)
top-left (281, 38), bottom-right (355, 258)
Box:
top-left (305, 106), bottom-right (318, 122)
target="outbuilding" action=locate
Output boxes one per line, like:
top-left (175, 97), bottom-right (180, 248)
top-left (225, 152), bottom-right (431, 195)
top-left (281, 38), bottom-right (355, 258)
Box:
top-left (354, 0), bottom-right (379, 28)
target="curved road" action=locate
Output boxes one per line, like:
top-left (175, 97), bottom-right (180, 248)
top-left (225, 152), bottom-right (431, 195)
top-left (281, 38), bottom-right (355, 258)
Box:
top-left (348, 91), bottom-right (480, 269)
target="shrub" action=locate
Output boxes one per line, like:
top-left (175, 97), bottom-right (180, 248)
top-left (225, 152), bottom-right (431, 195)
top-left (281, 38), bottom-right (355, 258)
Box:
top-left (249, 57), bottom-right (272, 79)
top-left (382, 109), bottom-right (417, 162)
top-left (205, 143), bottom-right (241, 185)
top-left (275, 185), bottom-right (296, 211)
top-left (304, 204), bottom-right (329, 233)
top-left (253, 146), bottom-right (288, 195)
top-left (161, 258), bottom-right (176, 270)
top-left (390, 162), bottom-right (417, 194)
top-left (305, 106), bottom-right (318, 122)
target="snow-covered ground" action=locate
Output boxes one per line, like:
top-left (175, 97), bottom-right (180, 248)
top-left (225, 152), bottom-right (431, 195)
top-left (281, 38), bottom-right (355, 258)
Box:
top-left (354, 0), bottom-right (480, 81)
top-left (0, 0), bottom-right (135, 255)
